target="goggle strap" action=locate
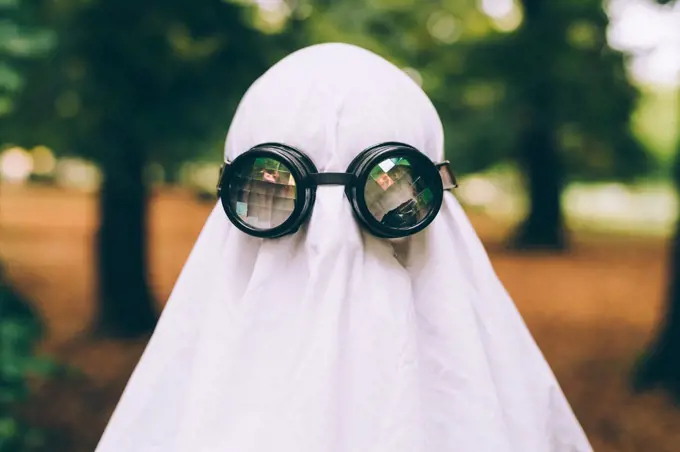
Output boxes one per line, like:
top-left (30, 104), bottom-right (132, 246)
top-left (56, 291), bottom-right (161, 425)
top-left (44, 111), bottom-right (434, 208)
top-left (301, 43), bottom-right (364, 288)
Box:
top-left (436, 161), bottom-right (458, 190)
top-left (216, 162), bottom-right (229, 196)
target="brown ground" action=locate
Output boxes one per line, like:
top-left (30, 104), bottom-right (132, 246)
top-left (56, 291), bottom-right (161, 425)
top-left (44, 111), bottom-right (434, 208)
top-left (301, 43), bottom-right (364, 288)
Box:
top-left (1, 184), bottom-right (679, 452)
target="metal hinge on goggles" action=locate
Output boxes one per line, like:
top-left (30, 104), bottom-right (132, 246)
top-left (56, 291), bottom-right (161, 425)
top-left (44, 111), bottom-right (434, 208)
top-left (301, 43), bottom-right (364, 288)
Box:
top-left (217, 142), bottom-right (457, 239)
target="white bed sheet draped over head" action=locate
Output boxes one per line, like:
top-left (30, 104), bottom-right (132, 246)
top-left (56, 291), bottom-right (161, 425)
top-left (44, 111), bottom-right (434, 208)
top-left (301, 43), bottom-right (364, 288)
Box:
top-left (95, 43), bottom-right (592, 452)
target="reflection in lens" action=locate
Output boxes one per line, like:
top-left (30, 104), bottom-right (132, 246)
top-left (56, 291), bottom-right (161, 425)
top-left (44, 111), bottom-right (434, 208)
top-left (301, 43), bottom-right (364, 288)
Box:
top-left (364, 157), bottom-right (436, 229)
top-left (228, 156), bottom-right (297, 229)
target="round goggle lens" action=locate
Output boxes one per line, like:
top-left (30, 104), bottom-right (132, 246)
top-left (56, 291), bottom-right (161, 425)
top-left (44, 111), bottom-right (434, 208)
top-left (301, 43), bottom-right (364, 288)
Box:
top-left (228, 156), bottom-right (298, 229)
top-left (363, 157), bottom-right (437, 229)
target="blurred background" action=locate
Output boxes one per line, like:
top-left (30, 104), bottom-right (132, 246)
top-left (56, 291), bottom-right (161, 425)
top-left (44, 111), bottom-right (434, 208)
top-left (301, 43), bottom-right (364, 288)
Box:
top-left (1, 0), bottom-right (679, 450)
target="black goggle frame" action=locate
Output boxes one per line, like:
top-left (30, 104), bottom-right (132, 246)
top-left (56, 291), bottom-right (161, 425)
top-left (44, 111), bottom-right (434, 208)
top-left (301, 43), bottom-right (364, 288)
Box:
top-left (217, 142), bottom-right (457, 239)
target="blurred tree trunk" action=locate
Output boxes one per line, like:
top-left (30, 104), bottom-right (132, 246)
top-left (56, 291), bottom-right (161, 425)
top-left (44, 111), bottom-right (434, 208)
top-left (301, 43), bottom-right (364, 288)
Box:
top-left (93, 126), bottom-right (157, 338)
top-left (633, 191), bottom-right (680, 398)
top-left (162, 159), bottom-right (182, 186)
top-left (510, 0), bottom-right (567, 251)
top-left (512, 105), bottom-right (566, 250)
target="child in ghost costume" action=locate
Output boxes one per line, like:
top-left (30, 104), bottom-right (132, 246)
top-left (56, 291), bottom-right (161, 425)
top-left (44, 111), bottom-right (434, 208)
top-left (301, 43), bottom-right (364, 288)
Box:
top-left (95, 43), bottom-right (592, 452)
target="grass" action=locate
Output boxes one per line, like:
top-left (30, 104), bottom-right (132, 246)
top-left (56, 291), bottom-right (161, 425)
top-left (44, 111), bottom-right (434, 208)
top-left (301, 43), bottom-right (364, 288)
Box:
top-left (1, 184), bottom-right (680, 451)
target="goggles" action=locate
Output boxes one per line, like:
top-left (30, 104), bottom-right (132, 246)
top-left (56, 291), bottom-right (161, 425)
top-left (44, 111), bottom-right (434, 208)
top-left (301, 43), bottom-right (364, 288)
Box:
top-left (217, 142), bottom-right (457, 239)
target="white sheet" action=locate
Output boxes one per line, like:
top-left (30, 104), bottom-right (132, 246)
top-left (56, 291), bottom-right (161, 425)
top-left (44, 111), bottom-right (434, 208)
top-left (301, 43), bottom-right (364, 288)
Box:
top-left (95, 43), bottom-right (592, 452)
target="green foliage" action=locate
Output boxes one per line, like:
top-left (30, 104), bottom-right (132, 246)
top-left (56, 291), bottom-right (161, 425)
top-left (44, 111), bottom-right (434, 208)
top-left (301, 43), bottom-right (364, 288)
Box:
top-left (0, 0), bottom-right (54, 118)
top-left (0, 271), bottom-right (57, 452)
top-left (274, 0), bottom-right (647, 182)
top-left (5, 0), bottom-right (303, 175)
top-left (0, 6), bottom-right (59, 443)
top-left (6, 0), bottom-right (650, 184)
top-left (633, 87), bottom-right (679, 169)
